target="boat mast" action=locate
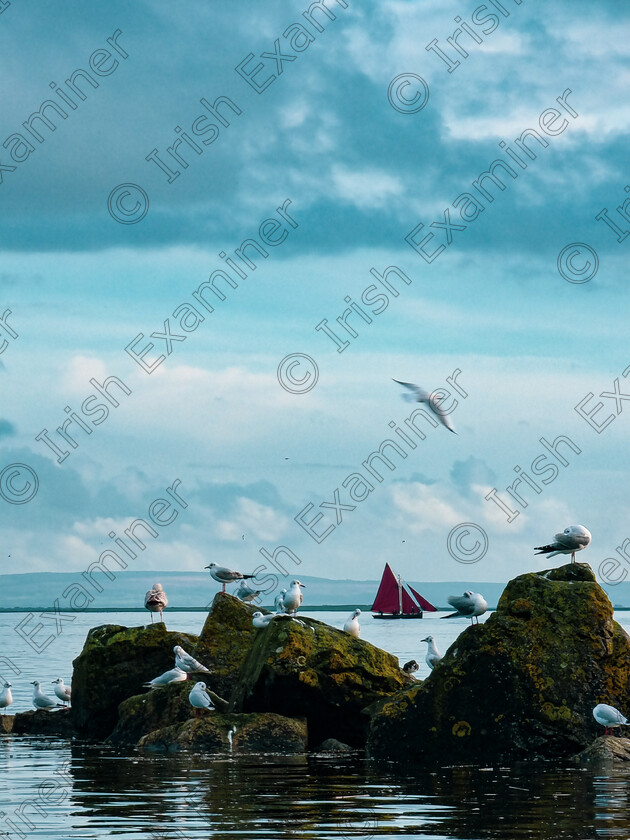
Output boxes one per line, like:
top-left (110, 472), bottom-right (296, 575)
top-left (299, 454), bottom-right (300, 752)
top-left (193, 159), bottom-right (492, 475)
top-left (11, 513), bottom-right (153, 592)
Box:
top-left (398, 574), bottom-right (403, 614)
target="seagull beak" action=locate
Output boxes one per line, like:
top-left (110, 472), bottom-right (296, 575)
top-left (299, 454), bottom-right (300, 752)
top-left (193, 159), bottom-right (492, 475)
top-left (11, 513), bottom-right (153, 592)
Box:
top-left (204, 565), bottom-right (211, 569)
top-left (300, 583), bottom-right (306, 587)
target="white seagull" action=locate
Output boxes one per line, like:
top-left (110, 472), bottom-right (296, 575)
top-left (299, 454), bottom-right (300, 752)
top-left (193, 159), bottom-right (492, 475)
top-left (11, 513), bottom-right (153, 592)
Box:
top-left (52, 678), bottom-right (72, 705)
top-left (593, 703), bottom-right (628, 735)
top-left (441, 591), bottom-right (488, 624)
top-left (174, 645), bottom-right (211, 674)
top-left (144, 667), bottom-right (188, 689)
top-left (282, 580), bottom-right (305, 615)
top-left (274, 588), bottom-right (287, 613)
top-left (393, 379), bottom-right (456, 433)
top-left (0, 682), bottom-right (13, 715)
top-left (31, 681), bottom-right (63, 711)
top-left (252, 611), bottom-right (278, 629)
top-left (421, 636), bottom-right (443, 670)
top-left (189, 681), bottom-right (215, 717)
top-left (535, 525), bottom-right (592, 564)
top-left (144, 582), bottom-right (168, 623)
top-left (234, 581), bottom-right (261, 603)
top-left (344, 609), bottom-right (361, 638)
top-left (204, 562), bottom-right (256, 592)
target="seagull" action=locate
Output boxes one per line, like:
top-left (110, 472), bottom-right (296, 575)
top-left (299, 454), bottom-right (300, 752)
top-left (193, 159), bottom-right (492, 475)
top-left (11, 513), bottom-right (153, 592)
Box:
top-left (274, 589), bottom-right (287, 613)
top-left (189, 681), bottom-right (215, 718)
top-left (52, 678), bottom-right (71, 706)
top-left (344, 609), bottom-right (361, 638)
top-left (31, 681), bottom-right (63, 711)
top-left (144, 582), bottom-right (168, 623)
top-left (174, 645), bottom-right (211, 674)
top-left (535, 525), bottom-right (592, 564)
top-left (234, 581), bottom-right (261, 603)
top-left (402, 660), bottom-right (419, 675)
top-left (252, 611), bottom-right (278, 629)
top-left (0, 682), bottom-right (13, 715)
top-left (441, 591), bottom-right (488, 624)
top-left (393, 379), bottom-right (456, 433)
top-left (204, 563), bottom-right (256, 593)
top-left (421, 636), bottom-right (443, 670)
top-left (144, 667), bottom-right (188, 689)
top-left (282, 580), bottom-right (305, 615)
top-left (593, 703), bottom-right (628, 735)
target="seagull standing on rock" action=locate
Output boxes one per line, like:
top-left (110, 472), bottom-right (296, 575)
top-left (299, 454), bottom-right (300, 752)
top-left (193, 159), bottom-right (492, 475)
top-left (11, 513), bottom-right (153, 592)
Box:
top-left (234, 581), bottom-right (261, 603)
top-left (441, 591), bottom-right (488, 624)
top-left (274, 589), bottom-right (287, 613)
top-left (282, 580), bottom-right (305, 615)
top-left (144, 583), bottom-right (168, 623)
top-left (52, 678), bottom-right (71, 706)
top-left (393, 379), bottom-right (457, 433)
top-left (421, 636), bottom-right (443, 670)
top-left (174, 645), bottom-right (211, 674)
top-left (189, 682), bottom-right (215, 718)
top-left (31, 681), bottom-right (63, 711)
top-left (534, 525), bottom-right (592, 564)
top-left (344, 609), bottom-right (361, 638)
top-left (204, 563), bottom-right (256, 593)
top-left (252, 611), bottom-right (278, 629)
top-left (593, 703), bottom-right (628, 735)
top-left (0, 682), bottom-right (13, 714)
top-left (144, 667), bottom-right (188, 689)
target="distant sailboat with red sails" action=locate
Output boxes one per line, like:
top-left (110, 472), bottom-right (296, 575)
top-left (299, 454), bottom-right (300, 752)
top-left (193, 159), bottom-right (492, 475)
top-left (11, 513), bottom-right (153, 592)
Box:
top-left (371, 562), bottom-right (437, 619)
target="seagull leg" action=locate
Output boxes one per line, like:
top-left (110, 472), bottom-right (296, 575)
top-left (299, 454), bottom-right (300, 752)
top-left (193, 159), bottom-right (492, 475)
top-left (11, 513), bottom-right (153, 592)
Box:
top-left (222, 583), bottom-right (226, 593)
top-left (150, 614), bottom-right (154, 624)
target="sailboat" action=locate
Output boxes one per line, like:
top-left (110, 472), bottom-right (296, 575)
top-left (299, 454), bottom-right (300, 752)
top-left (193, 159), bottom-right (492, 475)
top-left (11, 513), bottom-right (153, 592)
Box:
top-left (371, 563), bottom-right (437, 619)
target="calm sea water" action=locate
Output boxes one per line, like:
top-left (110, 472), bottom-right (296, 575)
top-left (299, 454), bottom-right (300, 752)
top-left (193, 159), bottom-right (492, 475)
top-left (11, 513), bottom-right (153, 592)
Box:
top-left (2, 609), bottom-right (630, 839)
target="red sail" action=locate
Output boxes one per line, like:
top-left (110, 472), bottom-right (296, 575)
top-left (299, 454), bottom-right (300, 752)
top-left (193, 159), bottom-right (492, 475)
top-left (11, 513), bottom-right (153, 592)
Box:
top-left (408, 585), bottom-right (437, 612)
top-left (371, 563), bottom-right (400, 613)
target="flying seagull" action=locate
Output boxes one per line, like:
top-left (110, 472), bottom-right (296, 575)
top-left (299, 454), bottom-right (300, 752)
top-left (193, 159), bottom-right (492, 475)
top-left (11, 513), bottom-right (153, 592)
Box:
top-left (393, 379), bottom-right (456, 433)
top-left (421, 635), bottom-right (443, 670)
top-left (441, 591), bottom-right (488, 624)
top-left (144, 583), bottom-right (168, 623)
top-left (593, 703), bottom-right (628, 735)
top-left (535, 525), bottom-right (591, 564)
top-left (204, 563), bottom-right (256, 592)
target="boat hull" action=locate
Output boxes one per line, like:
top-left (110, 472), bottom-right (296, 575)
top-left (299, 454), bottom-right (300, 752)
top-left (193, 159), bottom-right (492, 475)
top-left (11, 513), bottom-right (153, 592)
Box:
top-left (372, 613), bottom-right (423, 619)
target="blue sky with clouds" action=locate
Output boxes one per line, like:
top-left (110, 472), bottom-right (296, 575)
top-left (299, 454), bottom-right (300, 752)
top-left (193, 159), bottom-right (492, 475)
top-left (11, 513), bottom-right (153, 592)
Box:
top-left (1, 0), bottom-right (629, 593)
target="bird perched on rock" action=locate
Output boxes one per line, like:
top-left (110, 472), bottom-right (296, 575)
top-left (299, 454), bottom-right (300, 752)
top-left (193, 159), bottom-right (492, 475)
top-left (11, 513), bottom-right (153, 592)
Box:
top-left (204, 563), bottom-right (256, 592)
top-left (31, 681), bottom-right (63, 710)
top-left (144, 667), bottom-right (188, 689)
top-left (52, 678), bottom-right (71, 706)
top-left (252, 611), bottom-right (278, 629)
top-left (0, 682), bottom-right (13, 714)
top-left (421, 636), bottom-right (443, 670)
top-left (274, 588), bottom-right (287, 613)
top-left (535, 525), bottom-right (591, 564)
top-left (189, 681), bottom-right (215, 717)
top-left (393, 379), bottom-right (457, 433)
top-left (402, 660), bottom-right (419, 675)
top-left (144, 583), bottom-right (168, 623)
top-left (344, 609), bottom-right (361, 638)
top-left (174, 645), bottom-right (211, 674)
top-left (441, 591), bottom-right (487, 624)
top-left (282, 580), bottom-right (305, 615)
top-left (234, 581), bottom-right (261, 603)
top-left (593, 703), bottom-right (628, 735)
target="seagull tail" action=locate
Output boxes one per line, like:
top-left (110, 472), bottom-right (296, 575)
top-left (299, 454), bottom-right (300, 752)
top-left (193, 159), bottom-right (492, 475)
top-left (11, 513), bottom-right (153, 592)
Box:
top-left (440, 611), bottom-right (461, 619)
top-left (241, 574), bottom-right (255, 579)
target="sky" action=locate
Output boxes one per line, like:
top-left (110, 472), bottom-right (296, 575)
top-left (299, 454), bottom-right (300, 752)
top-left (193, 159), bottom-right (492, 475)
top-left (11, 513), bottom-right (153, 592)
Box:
top-left (1, 0), bottom-right (629, 595)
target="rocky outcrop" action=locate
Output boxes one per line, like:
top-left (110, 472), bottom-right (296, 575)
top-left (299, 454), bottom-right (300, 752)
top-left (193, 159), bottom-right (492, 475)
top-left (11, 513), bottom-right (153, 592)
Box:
top-left (575, 735), bottom-right (630, 763)
top-left (71, 623), bottom-right (198, 740)
top-left (368, 563), bottom-right (630, 763)
top-left (1, 716), bottom-right (13, 734)
top-left (138, 712), bottom-right (308, 754)
top-left (107, 681), bottom-right (228, 748)
top-left (12, 709), bottom-right (73, 737)
top-left (231, 613), bottom-right (411, 747)
top-left (193, 593), bottom-right (263, 700)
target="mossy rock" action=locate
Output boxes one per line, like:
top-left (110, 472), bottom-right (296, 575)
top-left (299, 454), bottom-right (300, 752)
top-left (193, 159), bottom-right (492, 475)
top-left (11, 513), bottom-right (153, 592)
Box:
top-left (231, 613), bottom-right (411, 747)
top-left (368, 563), bottom-right (630, 763)
top-left (138, 712), bottom-right (307, 754)
top-left (12, 709), bottom-right (73, 738)
top-left (107, 681), bottom-right (228, 747)
top-left (193, 592), bottom-right (264, 700)
top-left (0, 716), bottom-right (13, 734)
top-left (71, 623), bottom-right (198, 740)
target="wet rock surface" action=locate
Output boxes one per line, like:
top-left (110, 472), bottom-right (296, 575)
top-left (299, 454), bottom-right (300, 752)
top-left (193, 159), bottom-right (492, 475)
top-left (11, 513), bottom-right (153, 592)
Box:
top-left (12, 709), bottom-right (73, 737)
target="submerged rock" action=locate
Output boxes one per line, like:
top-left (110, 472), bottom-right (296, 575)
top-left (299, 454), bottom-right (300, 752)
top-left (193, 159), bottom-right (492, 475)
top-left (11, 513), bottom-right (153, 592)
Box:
top-left (71, 623), bottom-right (198, 740)
top-left (138, 712), bottom-right (308, 754)
top-left (368, 563), bottom-right (630, 763)
top-left (231, 613), bottom-right (411, 747)
top-left (318, 738), bottom-right (354, 753)
top-left (12, 709), bottom-right (73, 737)
top-left (107, 681), bottom-right (228, 748)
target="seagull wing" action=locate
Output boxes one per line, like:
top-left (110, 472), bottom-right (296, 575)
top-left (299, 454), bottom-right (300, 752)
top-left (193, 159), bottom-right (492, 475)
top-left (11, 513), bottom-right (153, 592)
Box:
top-left (392, 379), bottom-right (430, 401)
top-left (446, 594), bottom-right (475, 615)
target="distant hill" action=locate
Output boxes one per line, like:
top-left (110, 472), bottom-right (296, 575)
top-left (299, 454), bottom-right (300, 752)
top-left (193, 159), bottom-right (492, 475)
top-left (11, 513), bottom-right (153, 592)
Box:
top-left (0, 570), bottom-right (509, 611)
